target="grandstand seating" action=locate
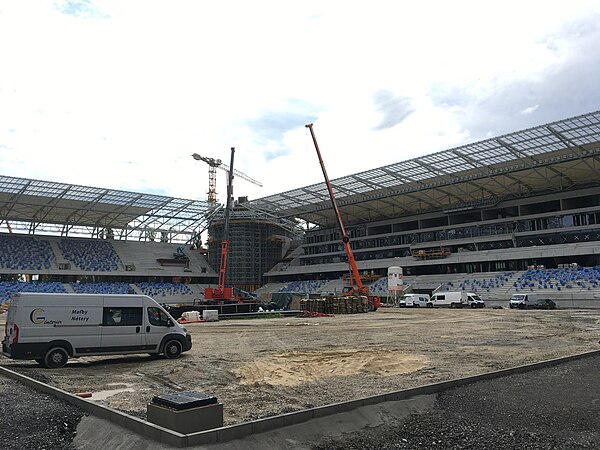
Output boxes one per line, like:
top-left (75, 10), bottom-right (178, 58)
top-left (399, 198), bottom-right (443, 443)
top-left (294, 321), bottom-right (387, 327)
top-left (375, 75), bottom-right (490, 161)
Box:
top-left (136, 282), bottom-right (194, 298)
top-left (270, 277), bottom-right (391, 296)
top-left (112, 241), bottom-right (213, 275)
top-left (513, 267), bottom-right (600, 292)
top-left (368, 277), bottom-right (389, 295)
top-left (0, 281), bottom-right (66, 304)
top-left (59, 239), bottom-right (122, 271)
top-left (0, 281), bottom-right (204, 307)
top-left (256, 268), bottom-right (600, 304)
top-left (435, 271), bottom-right (516, 294)
top-left (70, 282), bottom-right (133, 295)
top-left (0, 234), bottom-right (215, 280)
top-left (253, 282), bottom-right (288, 296)
top-left (278, 279), bottom-right (329, 294)
top-left (0, 235), bottom-right (55, 271)
top-left (431, 267), bottom-right (600, 302)
top-left (2, 261), bottom-right (599, 310)
top-left (314, 279), bottom-right (346, 294)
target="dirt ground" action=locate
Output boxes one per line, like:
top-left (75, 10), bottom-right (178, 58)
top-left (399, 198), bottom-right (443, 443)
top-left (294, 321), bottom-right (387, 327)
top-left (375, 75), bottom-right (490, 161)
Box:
top-left (2, 307), bottom-right (600, 426)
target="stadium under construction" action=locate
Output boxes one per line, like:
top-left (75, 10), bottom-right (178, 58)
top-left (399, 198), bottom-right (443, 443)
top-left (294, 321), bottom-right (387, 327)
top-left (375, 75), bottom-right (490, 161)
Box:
top-left (1, 110), bottom-right (600, 305)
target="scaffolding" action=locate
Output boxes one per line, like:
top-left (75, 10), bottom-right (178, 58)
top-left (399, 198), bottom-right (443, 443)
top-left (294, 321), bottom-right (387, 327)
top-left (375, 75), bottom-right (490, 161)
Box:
top-left (207, 217), bottom-right (293, 291)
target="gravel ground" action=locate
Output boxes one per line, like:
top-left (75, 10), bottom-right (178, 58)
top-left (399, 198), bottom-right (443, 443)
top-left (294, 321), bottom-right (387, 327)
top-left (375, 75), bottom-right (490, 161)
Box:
top-left (0, 376), bottom-right (85, 450)
top-left (1, 353), bottom-right (599, 449)
top-left (2, 308), bottom-right (599, 426)
top-left (1, 308), bottom-right (599, 449)
top-left (313, 355), bottom-right (600, 450)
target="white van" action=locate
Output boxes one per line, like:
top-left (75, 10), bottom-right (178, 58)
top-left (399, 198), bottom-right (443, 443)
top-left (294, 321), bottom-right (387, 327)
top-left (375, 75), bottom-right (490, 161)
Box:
top-left (509, 293), bottom-right (539, 309)
top-left (399, 293), bottom-right (430, 307)
top-left (428, 291), bottom-right (484, 308)
top-left (2, 293), bottom-right (192, 368)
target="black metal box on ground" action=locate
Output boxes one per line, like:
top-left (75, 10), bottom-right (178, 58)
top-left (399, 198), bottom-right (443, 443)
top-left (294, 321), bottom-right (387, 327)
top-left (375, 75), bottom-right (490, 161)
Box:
top-left (151, 391), bottom-right (217, 410)
top-left (148, 391), bottom-right (224, 434)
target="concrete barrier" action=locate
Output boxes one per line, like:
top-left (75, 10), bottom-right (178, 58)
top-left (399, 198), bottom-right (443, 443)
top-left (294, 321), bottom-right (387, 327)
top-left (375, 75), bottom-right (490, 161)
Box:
top-left (3, 348), bottom-right (600, 447)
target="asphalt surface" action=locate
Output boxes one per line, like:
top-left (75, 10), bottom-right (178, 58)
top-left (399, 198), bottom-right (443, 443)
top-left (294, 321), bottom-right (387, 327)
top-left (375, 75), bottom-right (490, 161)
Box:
top-left (313, 355), bottom-right (600, 450)
top-left (1, 354), bottom-right (599, 449)
top-left (0, 375), bottom-right (85, 450)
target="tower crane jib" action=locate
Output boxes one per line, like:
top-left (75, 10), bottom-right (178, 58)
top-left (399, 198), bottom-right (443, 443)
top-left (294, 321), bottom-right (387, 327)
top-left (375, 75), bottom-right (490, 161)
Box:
top-left (191, 152), bottom-right (262, 205)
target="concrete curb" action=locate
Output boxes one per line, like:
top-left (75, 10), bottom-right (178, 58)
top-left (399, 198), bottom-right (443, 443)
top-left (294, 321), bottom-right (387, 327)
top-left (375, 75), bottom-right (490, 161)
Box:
top-left (3, 348), bottom-right (600, 447)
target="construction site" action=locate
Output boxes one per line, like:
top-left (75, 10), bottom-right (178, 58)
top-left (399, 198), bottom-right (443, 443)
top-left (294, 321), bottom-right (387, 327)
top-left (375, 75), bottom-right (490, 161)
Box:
top-left (2, 307), bottom-right (600, 448)
top-left (2, 112), bottom-right (600, 448)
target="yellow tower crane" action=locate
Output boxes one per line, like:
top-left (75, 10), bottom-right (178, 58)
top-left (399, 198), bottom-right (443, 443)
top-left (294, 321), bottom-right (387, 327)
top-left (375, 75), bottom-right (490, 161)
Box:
top-left (191, 153), bottom-right (263, 205)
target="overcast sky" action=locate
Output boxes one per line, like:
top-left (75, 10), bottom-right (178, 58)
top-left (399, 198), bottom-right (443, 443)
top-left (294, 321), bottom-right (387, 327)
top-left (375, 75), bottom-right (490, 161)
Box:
top-left (1, 1), bottom-right (599, 204)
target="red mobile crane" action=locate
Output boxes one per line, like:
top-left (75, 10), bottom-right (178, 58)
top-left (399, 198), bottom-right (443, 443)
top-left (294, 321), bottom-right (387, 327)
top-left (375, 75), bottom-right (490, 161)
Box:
top-left (204, 147), bottom-right (237, 302)
top-left (305, 124), bottom-right (381, 311)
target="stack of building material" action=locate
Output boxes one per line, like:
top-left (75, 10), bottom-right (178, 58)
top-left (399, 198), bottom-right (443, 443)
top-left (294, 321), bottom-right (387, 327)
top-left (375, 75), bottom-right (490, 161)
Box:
top-left (301, 296), bottom-right (368, 314)
top-left (300, 298), bottom-right (326, 313)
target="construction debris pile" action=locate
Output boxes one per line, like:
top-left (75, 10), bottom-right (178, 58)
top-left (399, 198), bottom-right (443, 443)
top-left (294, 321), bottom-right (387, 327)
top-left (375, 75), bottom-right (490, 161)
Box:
top-left (301, 296), bottom-right (369, 314)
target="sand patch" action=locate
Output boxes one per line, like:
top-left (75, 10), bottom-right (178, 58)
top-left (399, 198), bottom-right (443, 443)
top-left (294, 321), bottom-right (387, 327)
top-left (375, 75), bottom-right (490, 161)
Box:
top-left (235, 349), bottom-right (429, 386)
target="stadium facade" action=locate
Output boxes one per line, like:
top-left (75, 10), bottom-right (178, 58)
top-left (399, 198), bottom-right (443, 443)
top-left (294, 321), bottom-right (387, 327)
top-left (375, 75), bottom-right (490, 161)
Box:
top-left (251, 110), bottom-right (600, 283)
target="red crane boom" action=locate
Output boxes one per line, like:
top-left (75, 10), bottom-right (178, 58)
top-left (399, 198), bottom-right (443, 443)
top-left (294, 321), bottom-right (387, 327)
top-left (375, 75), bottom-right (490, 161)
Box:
top-left (305, 124), bottom-right (378, 307)
top-left (204, 147), bottom-right (236, 301)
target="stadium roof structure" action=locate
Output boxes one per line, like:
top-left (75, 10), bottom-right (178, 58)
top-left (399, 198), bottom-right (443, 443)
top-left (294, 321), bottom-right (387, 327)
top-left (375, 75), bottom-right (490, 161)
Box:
top-left (0, 176), bottom-right (216, 242)
top-left (248, 110), bottom-right (600, 228)
top-left (3, 110), bottom-right (600, 240)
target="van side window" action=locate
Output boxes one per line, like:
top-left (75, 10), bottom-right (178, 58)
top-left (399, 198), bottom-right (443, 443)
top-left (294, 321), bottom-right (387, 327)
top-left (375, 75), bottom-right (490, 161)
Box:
top-left (103, 307), bottom-right (142, 326)
top-left (148, 307), bottom-right (170, 327)
top-left (437, 295), bottom-right (445, 300)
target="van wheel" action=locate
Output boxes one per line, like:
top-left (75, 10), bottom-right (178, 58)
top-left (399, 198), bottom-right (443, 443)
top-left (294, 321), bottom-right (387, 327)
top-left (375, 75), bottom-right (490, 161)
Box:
top-left (426, 303), bottom-right (433, 308)
top-left (163, 340), bottom-right (183, 359)
top-left (44, 347), bottom-right (69, 369)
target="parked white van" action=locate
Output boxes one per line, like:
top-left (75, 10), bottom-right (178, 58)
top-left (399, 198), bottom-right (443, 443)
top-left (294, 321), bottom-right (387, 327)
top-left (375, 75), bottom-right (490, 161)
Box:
top-left (2, 293), bottom-right (192, 368)
top-left (428, 291), bottom-right (484, 308)
top-left (509, 293), bottom-right (540, 309)
top-left (399, 293), bottom-right (430, 307)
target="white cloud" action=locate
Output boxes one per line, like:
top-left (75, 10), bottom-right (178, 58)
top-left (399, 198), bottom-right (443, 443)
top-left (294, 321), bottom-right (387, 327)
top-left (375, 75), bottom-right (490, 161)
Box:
top-left (0, 0), bottom-right (599, 203)
top-left (521, 105), bottom-right (540, 115)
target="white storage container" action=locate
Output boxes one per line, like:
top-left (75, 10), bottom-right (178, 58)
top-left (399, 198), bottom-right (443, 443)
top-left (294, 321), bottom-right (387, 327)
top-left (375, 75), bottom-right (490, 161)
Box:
top-left (202, 310), bottom-right (219, 322)
top-left (181, 311), bottom-right (201, 322)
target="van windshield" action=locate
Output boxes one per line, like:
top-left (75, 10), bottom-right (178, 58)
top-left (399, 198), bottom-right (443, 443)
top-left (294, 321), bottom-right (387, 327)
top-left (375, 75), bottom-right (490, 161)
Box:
top-left (511, 295), bottom-right (525, 301)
